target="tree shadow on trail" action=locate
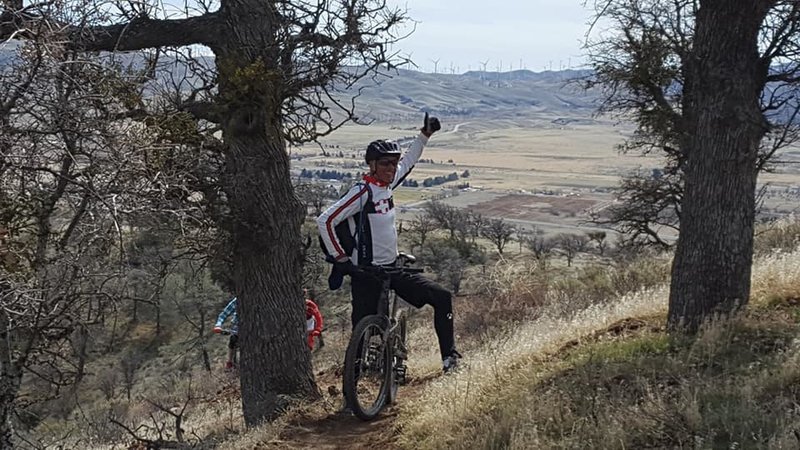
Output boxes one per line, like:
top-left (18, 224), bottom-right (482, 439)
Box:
top-left (280, 406), bottom-right (399, 449)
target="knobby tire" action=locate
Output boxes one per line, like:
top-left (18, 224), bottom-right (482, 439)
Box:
top-left (343, 315), bottom-right (392, 421)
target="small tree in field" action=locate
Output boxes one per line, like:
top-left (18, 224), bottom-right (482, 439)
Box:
top-left (553, 233), bottom-right (590, 267)
top-left (420, 238), bottom-right (483, 295)
top-left (424, 200), bottom-right (467, 240)
top-left (481, 218), bottom-right (515, 256)
top-left (525, 230), bottom-right (555, 266)
top-left (408, 213), bottom-right (439, 252)
top-left (587, 231), bottom-right (608, 256)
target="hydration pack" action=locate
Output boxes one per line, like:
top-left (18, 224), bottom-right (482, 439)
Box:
top-left (318, 182), bottom-right (375, 262)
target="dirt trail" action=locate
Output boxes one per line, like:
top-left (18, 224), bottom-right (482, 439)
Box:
top-left (272, 372), bottom-right (439, 449)
top-left (270, 316), bottom-right (665, 449)
top-left (281, 406), bottom-right (399, 449)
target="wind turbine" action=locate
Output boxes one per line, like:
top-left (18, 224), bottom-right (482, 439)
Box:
top-left (430, 58), bottom-right (441, 74)
top-left (479, 59), bottom-right (490, 81)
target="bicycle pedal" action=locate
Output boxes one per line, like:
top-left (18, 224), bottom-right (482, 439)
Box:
top-left (395, 363), bottom-right (407, 385)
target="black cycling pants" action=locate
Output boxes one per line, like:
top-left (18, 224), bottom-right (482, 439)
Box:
top-left (228, 334), bottom-right (239, 350)
top-left (350, 271), bottom-right (455, 359)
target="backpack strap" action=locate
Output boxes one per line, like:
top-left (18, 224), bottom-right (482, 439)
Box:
top-left (354, 182), bottom-right (373, 264)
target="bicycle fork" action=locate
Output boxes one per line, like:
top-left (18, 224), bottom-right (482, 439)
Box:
top-left (377, 275), bottom-right (408, 385)
top-left (384, 320), bottom-right (407, 385)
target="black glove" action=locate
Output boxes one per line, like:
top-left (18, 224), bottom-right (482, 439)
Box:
top-left (333, 260), bottom-right (359, 276)
top-left (329, 259), bottom-right (359, 290)
top-left (422, 112), bottom-right (441, 136)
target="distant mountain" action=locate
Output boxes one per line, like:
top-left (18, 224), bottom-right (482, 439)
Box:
top-left (0, 42), bottom-right (600, 122)
top-left (330, 67), bottom-right (600, 123)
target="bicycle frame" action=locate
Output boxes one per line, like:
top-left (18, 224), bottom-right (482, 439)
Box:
top-left (366, 256), bottom-right (420, 358)
top-left (343, 254), bottom-right (422, 420)
top-left (374, 271), bottom-right (407, 360)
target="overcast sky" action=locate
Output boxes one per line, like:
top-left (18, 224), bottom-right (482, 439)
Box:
top-left (387, 0), bottom-right (593, 74)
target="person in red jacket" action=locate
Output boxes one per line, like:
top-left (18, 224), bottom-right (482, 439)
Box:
top-left (305, 289), bottom-right (324, 350)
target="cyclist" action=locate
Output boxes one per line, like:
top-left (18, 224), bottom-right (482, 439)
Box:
top-left (317, 113), bottom-right (462, 374)
top-left (213, 297), bottom-right (238, 370)
top-left (305, 291), bottom-right (324, 350)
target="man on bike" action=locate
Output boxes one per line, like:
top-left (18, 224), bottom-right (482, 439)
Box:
top-left (317, 113), bottom-right (462, 374)
top-left (213, 297), bottom-right (238, 370)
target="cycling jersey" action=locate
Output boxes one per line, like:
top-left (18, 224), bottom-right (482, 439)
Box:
top-left (317, 133), bottom-right (428, 266)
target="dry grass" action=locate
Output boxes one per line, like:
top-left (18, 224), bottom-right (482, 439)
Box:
top-left (66, 220), bottom-right (800, 449)
top-left (751, 245), bottom-right (800, 308)
top-left (397, 286), bottom-right (670, 448)
top-left (396, 244), bottom-right (800, 449)
top-left (754, 216), bottom-right (800, 256)
top-left (475, 316), bottom-right (800, 449)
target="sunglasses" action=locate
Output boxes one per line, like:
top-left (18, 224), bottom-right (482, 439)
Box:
top-left (377, 158), bottom-right (399, 167)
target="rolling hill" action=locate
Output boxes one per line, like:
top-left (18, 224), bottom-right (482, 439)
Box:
top-left (331, 67), bottom-right (601, 124)
top-left (0, 41), bottom-right (601, 125)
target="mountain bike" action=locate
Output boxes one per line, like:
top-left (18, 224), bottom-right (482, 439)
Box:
top-left (342, 253), bottom-right (421, 421)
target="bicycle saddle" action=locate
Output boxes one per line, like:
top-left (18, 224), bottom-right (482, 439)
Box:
top-left (397, 252), bottom-right (416, 264)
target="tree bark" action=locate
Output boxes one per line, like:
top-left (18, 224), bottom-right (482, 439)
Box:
top-left (0, 309), bottom-right (21, 448)
top-left (668, 0), bottom-right (773, 332)
top-left (222, 106), bottom-right (319, 424)
top-left (0, 368), bottom-right (20, 448)
top-left (216, 14), bottom-right (319, 419)
top-left (66, 14), bottom-right (221, 51)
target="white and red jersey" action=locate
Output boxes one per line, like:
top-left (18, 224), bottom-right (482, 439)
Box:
top-left (317, 133), bottom-right (428, 266)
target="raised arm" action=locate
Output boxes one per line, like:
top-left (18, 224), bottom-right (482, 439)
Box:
top-left (392, 113), bottom-right (440, 189)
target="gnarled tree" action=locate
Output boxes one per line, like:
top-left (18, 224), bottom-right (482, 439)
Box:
top-left (2, 0), bottom-right (410, 427)
top-left (0, 32), bottom-right (168, 444)
top-left (586, 0), bottom-right (800, 331)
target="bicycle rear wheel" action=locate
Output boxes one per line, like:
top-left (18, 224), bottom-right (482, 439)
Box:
top-left (343, 315), bottom-right (391, 421)
top-left (387, 309), bottom-right (407, 405)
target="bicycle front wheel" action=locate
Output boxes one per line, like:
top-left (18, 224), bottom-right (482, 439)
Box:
top-left (343, 315), bottom-right (391, 421)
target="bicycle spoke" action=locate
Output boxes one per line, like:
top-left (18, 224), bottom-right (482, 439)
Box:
top-left (342, 317), bottom-right (393, 421)
top-left (352, 325), bottom-right (387, 413)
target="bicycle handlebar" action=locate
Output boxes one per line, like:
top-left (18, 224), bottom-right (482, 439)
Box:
top-left (359, 265), bottom-right (423, 277)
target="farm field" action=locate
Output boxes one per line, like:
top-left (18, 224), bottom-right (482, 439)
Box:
top-left (294, 116), bottom-right (800, 236)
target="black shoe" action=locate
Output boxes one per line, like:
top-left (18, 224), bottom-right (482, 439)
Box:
top-left (442, 350), bottom-right (462, 374)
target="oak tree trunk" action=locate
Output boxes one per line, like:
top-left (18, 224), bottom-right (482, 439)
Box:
top-left (0, 309), bottom-right (21, 448)
top-left (216, 22), bottom-right (319, 419)
top-left (668, 0), bottom-right (772, 332)
top-left (0, 370), bottom-right (20, 449)
top-left (223, 115), bottom-right (319, 424)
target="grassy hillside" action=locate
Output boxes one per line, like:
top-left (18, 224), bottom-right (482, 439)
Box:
top-left (70, 220), bottom-right (797, 450)
top-left (7, 36), bottom-right (799, 447)
top-left (20, 214), bottom-right (797, 449)
top-left (396, 221), bottom-right (800, 449)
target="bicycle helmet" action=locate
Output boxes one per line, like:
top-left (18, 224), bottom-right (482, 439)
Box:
top-left (365, 139), bottom-right (401, 163)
